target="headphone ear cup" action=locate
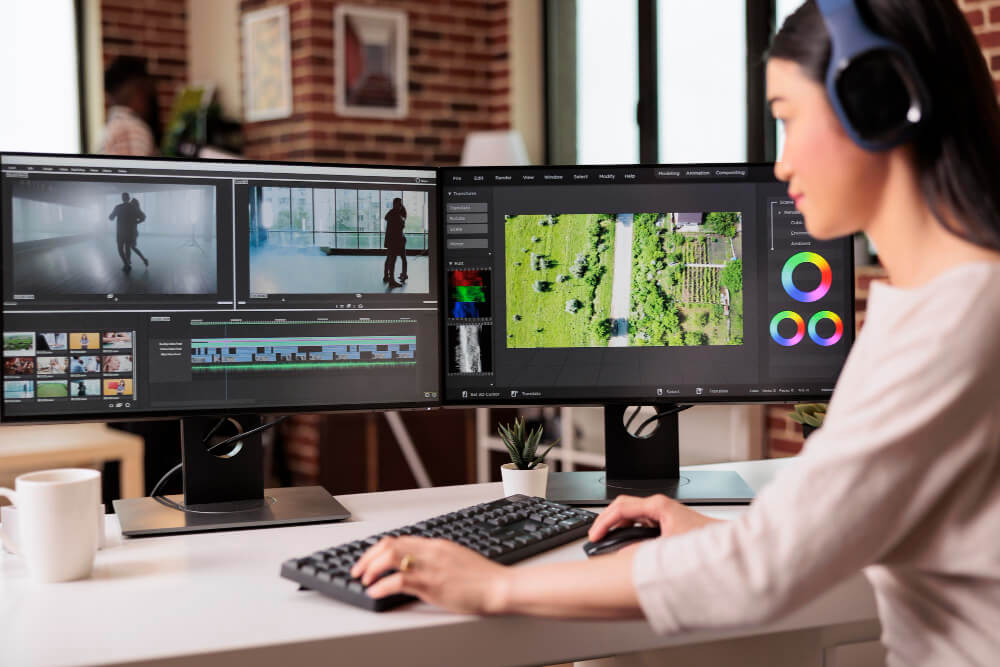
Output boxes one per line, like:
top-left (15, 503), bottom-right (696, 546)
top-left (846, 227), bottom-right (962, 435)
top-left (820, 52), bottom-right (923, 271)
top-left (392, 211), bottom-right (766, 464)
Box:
top-left (835, 50), bottom-right (924, 147)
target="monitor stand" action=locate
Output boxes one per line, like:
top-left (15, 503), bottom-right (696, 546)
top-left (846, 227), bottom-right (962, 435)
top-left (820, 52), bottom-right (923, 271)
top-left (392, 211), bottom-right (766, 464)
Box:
top-left (545, 404), bottom-right (755, 506)
top-left (112, 416), bottom-right (350, 537)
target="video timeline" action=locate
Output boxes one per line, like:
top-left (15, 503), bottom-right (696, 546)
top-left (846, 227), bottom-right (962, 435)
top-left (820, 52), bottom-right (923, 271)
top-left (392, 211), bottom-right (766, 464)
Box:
top-left (190, 336), bottom-right (417, 372)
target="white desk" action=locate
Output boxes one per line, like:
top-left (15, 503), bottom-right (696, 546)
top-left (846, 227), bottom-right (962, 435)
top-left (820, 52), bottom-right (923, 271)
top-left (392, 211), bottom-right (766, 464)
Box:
top-left (0, 459), bottom-right (879, 667)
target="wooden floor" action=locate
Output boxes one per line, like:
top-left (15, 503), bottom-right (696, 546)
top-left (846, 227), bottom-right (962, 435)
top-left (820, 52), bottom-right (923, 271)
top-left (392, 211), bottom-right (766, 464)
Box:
top-left (13, 234), bottom-right (218, 296)
top-left (250, 246), bottom-right (430, 294)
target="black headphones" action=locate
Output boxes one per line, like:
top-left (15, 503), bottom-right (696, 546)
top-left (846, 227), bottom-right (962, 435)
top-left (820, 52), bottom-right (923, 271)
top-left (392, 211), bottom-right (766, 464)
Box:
top-left (817, 0), bottom-right (931, 151)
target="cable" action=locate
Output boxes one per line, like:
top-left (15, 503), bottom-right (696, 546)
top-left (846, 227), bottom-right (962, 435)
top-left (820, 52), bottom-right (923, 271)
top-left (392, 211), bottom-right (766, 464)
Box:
top-left (150, 416), bottom-right (288, 514)
top-left (624, 405), bottom-right (643, 430)
top-left (633, 404), bottom-right (692, 438)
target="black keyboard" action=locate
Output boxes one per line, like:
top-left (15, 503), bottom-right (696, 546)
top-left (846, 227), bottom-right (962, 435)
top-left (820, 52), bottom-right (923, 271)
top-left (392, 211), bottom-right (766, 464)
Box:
top-left (281, 494), bottom-right (597, 611)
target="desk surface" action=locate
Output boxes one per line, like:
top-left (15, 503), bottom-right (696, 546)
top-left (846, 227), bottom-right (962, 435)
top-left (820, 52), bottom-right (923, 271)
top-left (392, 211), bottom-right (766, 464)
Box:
top-left (0, 459), bottom-right (878, 667)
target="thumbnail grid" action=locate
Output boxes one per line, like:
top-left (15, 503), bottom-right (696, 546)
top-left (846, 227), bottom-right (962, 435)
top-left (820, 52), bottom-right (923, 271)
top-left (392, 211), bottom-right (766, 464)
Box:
top-left (3, 331), bottom-right (135, 402)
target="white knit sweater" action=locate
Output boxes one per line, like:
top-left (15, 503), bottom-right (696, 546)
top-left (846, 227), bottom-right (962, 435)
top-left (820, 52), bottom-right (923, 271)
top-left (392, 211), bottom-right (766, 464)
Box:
top-left (633, 261), bottom-right (1000, 667)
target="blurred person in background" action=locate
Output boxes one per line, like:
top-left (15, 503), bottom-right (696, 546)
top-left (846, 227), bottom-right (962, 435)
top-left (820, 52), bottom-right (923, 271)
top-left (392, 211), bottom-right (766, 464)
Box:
top-left (98, 56), bottom-right (161, 156)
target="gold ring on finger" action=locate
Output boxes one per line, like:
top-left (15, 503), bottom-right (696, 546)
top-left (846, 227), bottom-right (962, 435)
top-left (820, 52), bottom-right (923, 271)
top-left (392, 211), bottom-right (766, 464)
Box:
top-left (400, 553), bottom-right (415, 572)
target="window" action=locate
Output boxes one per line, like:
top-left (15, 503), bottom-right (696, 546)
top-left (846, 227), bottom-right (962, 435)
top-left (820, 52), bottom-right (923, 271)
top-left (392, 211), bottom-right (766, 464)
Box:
top-left (402, 191), bottom-right (428, 250)
top-left (575, 0), bottom-right (639, 164)
top-left (314, 188), bottom-right (336, 248)
top-left (657, 0), bottom-right (746, 163)
top-left (0, 1), bottom-right (81, 153)
top-left (255, 188), bottom-right (428, 252)
top-left (546, 0), bottom-right (789, 165)
top-left (335, 189), bottom-right (358, 249)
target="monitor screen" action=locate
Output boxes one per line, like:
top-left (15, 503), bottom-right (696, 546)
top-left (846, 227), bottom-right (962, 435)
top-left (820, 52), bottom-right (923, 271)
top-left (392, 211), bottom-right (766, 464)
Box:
top-left (1, 154), bottom-right (440, 423)
top-left (439, 164), bottom-right (854, 404)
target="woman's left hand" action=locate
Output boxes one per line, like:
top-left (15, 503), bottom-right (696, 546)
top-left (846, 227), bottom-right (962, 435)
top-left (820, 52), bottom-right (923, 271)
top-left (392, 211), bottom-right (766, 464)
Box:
top-left (351, 536), bottom-right (509, 614)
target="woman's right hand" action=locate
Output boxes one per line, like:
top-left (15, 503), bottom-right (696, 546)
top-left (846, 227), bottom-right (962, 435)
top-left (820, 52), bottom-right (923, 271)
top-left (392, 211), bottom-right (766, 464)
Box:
top-left (587, 494), bottom-right (721, 543)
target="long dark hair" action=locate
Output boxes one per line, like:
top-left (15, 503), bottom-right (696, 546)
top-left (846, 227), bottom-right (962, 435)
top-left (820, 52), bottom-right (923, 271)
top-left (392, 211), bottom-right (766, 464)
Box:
top-left (770, 0), bottom-right (1000, 251)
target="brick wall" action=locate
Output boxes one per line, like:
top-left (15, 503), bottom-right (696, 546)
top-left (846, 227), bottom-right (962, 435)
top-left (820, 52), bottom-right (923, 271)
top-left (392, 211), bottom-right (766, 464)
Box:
top-left (238, 0), bottom-right (511, 165)
top-left (958, 0), bottom-right (1000, 101)
top-left (99, 0), bottom-right (188, 127)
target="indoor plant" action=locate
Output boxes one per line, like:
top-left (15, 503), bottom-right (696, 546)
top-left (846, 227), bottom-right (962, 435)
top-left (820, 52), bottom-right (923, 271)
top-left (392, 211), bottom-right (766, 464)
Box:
top-left (788, 403), bottom-right (827, 439)
top-left (497, 417), bottom-right (558, 497)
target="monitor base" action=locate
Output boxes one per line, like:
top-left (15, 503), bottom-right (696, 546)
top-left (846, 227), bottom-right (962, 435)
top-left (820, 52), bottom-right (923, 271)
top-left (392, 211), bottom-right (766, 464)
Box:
top-left (545, 470), bottom-right (754, 506)
top-left (543, 404), bottom-right (756, 506)
top-left (112, 485), bottom-right (350, 537)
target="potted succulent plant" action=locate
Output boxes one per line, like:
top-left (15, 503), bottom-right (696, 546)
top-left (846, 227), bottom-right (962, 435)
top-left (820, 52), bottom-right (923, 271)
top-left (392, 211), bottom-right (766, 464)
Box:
top-left (788, 403), bottom-right (827, 439)
top-left (497, 417), bottom-right (558, 497)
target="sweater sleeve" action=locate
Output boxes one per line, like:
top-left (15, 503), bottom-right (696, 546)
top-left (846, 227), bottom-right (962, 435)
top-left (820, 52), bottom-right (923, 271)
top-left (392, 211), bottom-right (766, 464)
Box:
top-left (632, 292), bottom-right (999, 634)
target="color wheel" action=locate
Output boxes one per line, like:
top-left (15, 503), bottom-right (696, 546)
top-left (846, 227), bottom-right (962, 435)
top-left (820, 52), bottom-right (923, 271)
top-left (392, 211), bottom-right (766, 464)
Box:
top-left (769, 311), bottom-right (805, 346)
top-left (808, 311), bottom-right (844, 346)
top-left (781, 252), bottom-right (832, 302)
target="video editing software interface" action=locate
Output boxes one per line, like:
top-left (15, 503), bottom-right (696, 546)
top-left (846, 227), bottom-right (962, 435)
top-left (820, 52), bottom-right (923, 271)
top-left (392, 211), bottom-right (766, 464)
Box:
top-left (440, 164), bottom-right (853, 404)
top-left (1, 154), bottom-right (439, 421)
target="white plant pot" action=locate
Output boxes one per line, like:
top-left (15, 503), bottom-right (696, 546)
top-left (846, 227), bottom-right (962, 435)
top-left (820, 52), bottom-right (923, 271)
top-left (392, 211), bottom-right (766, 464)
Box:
top-left (500, 463), bottom-right (549, 498)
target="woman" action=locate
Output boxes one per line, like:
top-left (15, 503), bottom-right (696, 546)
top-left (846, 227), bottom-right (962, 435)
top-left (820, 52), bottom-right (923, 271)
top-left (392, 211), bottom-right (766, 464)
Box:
top-left (352, 1), bottom-right (1000, 663)
top-left (383, 197), bottom-right (408, 288)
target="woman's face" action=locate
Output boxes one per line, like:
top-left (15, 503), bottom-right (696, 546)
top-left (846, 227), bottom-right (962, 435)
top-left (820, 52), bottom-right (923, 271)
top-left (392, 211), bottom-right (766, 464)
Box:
top-left (766, 58), bottom-right (889, 240)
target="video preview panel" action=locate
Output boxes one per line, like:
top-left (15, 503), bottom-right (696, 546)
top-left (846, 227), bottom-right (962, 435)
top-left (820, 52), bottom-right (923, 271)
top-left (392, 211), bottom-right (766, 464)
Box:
top-left (504, 212), bottom-right (742, 349)
top-left (245, 185), bottom-right (433, 298)
top-left (6, 179), bottom-right (220, 299)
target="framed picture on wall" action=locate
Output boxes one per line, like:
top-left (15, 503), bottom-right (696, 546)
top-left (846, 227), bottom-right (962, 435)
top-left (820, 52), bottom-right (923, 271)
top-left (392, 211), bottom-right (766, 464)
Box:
top-left (334, 5), bottom-right (409, 119)
top-left (242, 5), bottom-right (293, 122)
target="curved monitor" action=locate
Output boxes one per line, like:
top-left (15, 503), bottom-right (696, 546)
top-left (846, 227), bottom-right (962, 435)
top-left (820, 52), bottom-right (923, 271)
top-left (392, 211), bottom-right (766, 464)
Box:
top-left (439, 163), bottom-right (855, 406)
top-left (0, 153), bottom-right (440, 424)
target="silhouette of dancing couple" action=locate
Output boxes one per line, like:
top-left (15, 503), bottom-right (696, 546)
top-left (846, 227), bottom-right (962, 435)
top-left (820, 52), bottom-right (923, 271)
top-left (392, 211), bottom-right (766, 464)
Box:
top-left (383, 197), bottom-right (408, 289)
top-left (109, 192), bottom-right (148, 272)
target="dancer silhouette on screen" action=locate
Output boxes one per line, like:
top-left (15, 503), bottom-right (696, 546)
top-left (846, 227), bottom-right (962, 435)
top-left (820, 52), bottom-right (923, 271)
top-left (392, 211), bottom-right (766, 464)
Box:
top-left (383, 197), bottom-right (407, 288)
top-left (109, 193), bottom-right (149, 272)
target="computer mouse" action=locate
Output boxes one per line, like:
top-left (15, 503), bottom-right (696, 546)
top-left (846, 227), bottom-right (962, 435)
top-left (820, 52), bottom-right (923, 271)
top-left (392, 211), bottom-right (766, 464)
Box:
top-left (582, 524), bottom-right (661, 557)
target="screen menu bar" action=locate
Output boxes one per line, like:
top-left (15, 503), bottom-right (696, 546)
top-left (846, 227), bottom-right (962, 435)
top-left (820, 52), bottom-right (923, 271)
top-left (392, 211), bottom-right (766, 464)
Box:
top-left (443, 164), bottom-right (771, 187)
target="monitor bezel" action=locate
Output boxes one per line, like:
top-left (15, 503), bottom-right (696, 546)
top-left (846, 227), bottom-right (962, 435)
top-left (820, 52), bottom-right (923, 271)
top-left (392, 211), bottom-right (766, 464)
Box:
top-left (436, 161), bottom-right (856, 408)
top-left (0, 151), bottom-right (444, 425)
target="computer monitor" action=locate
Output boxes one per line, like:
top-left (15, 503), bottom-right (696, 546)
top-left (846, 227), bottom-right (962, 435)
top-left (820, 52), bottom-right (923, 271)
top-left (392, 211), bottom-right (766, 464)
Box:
top-left (1, 152), bottom-right (441, 534)
top-left (439, 163), bottom-right (854, 504)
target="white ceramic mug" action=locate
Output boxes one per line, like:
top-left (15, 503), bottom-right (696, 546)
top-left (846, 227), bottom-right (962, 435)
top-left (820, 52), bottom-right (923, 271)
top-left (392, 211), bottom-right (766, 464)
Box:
top-left (2, 502), bottom-right (106, 554)
top-left (0, 469), bottom-right (101, 582)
